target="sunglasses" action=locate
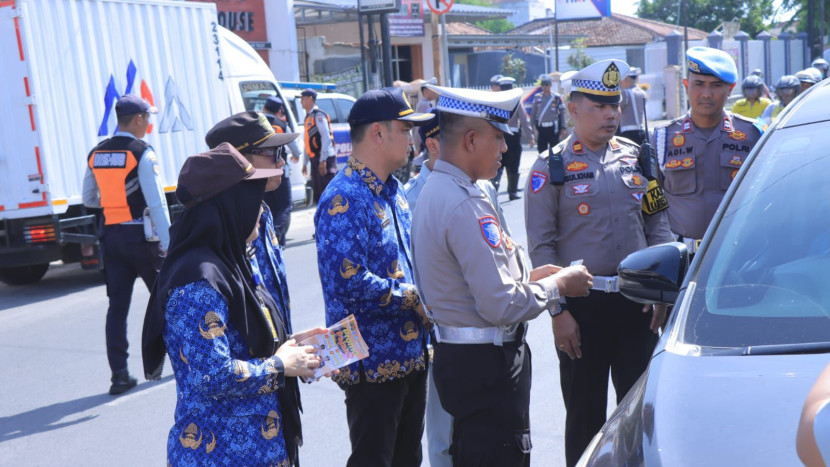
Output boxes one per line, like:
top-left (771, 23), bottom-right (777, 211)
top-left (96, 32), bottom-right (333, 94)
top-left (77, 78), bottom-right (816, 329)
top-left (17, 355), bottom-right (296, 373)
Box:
top-left (247, 145), bottom-right (286, 163)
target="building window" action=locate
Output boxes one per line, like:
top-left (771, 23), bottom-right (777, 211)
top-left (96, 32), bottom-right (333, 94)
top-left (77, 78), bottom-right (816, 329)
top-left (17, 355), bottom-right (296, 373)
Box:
top-left (392, 46), bottom-right (413, 82)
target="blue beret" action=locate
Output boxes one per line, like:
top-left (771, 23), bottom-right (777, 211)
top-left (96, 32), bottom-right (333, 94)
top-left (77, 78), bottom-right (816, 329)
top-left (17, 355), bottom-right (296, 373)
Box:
top-left (686, 47), bottom-right (737, 85)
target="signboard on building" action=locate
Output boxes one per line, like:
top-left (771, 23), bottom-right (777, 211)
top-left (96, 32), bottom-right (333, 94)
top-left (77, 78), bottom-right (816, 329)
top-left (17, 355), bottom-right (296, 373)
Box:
top-left (555, 0), bottom-right (610, 21)
top-left (193, 0), bottom-right (270, 62)
top-left (358, 0), bottom-right (402, 14)
top-left (390, 0), bottom-right (425, 37)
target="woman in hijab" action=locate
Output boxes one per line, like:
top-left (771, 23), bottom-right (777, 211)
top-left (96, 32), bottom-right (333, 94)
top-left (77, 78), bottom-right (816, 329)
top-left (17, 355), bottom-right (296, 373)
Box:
top-left (142, 143), bottom-right (324, 466)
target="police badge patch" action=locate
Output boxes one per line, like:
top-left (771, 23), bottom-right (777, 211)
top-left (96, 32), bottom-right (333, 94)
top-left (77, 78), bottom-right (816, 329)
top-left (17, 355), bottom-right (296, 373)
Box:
top-left (479, 216), bottom-right (502, 248)
top-left (531, 171), bottom-right (548, 193)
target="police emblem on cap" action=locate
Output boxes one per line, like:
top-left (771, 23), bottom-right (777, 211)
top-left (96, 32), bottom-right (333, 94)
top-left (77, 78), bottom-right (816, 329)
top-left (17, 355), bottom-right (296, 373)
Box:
top-left (602, 63), bottom-right (621, 89)
top-left (688, 59), bottom-right (701, 73)
top-left (479, 216), bottom-right (502, 248)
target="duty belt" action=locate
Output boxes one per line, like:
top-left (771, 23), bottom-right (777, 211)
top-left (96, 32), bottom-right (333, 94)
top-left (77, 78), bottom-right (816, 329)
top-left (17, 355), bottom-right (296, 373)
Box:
top-left (679, 236), bottom-right (702, 254)
top-left (620, 125), bottom-right (643, 133)
top-left (435, 323), bottom-right (520, 346)
top-left (508, 126), bottom-right (519, 133)
top-left (591, 275), bottom-right (620, 293)
top-left (540, 121), bottom-right (555, 128)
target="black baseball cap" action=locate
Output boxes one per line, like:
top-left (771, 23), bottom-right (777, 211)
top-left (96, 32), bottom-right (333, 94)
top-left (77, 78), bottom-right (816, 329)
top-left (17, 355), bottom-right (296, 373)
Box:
top-left (418, 108), bottom-right (440, 142)
top-left (348, 87), bottom-right (434, 127)
top-left (176, 143), bottom-right (283, 208)
top-left (263, 96), bottom-right (284, 113)
top-left (205, 111), bottom-right (300, 152)
top-left (115, 95), bottom-right (157, 118)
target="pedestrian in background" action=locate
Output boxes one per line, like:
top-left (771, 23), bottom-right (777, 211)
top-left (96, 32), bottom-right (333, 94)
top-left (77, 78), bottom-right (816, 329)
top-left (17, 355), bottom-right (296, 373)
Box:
top-left (82, 94), bottom-right (170, 395)
top-left (524, 59), bottom-right (675, 467)
top-left (412, 83), bottom-right (592, 466)
top-left (142, 144), bottom-right (327, 465)
top-left (652, 47), bottom-right (762, 255)
top-left (618, 67), bottom-right (649, 145)
top-left (301, 89), bottom-right (336, 204)
top-left (314, 87), bottom-right (433, 467)
top-left (530, 74), bottom-right (567, 153)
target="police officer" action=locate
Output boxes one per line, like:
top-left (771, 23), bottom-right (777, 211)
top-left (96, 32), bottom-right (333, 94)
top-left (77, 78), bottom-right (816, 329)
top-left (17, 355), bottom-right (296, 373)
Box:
top-left (524, 59), bottom-right (675, 467)
top-left (82, 95), bottom-right (170, 395)
top-left (731, 75), bottom-right (771, 120)
top-left (489, 74), bottom-right (503, 92)
top-left (530, 74), bottom-right (567, 153)
top-left (412, 83), bottom-right (593, 466)
top-left (495, 76), bottom-right (533, 200)
top-left (652, 47), bottom-right (762, 252)
top-left (618, 67), bottom-right (649, 144)
top-left (262, 96), bottom-right (302, 245)
top-left (300, 88), bottom-right (335, 204)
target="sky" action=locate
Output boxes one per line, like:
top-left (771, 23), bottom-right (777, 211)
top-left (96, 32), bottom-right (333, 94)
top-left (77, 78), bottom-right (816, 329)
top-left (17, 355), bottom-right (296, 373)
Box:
top-left (540, 0), bottom-right (797, 22)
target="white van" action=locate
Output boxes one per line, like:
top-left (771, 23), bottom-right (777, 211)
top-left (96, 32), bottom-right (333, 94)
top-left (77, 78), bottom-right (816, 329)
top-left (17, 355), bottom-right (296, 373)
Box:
top-left (0, 0), bottom-right (303, 284)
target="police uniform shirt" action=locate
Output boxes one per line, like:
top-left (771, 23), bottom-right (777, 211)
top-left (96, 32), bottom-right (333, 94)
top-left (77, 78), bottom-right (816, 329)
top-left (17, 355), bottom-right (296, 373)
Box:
top-left (314, 156), bottom-right (426, 386)
top-left (652, 111), bottom-right (762, 239)
top-left (411, 160), bottom-right (561, 329)
top-left (619, 86), bottom-right (648, 131)
top-left (507, 103), bottom-right (533, 135)
top-left (525, 136), bottom-right (674, 275)
top-left (530, 91), bottom-right (565, 131)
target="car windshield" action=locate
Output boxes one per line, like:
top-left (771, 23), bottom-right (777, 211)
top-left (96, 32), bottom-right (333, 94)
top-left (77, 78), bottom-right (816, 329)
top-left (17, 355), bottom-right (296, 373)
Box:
top-left (239, 81), bottom-right (279, 112)
top-left (681, 120), bottom-right (830, 349)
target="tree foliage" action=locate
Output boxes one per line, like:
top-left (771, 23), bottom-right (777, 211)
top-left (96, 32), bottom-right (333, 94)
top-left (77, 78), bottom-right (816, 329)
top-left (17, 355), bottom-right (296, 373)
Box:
top-left (567, 38), bottom-right (594, 69)
top-left (455, 0), bottom-right (515, 34)
top-left (501, 53), bottom-right (527, 82)
top-left (637, 0), bottom-right (774, 37)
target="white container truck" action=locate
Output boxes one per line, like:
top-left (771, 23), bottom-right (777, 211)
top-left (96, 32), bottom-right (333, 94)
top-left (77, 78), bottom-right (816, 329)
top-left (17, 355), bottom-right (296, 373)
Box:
top-left (0, 0), bottom-right (307, 284)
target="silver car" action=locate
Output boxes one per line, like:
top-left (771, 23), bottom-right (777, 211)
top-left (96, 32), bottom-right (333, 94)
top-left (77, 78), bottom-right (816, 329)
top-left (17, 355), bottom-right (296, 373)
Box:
top-left (578, 78), bottom-right (830, 466)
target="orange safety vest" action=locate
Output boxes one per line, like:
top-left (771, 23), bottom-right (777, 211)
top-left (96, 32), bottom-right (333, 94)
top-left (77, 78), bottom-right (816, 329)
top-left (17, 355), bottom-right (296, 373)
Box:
top-left (87, 136), bottom-right (149, 225)
top-left (304, 108), bottom-right (333, 159)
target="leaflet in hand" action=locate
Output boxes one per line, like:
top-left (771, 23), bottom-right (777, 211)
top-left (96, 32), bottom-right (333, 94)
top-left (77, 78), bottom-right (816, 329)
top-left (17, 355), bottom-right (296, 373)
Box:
top-left (299, 314), bottom-right (370, 378)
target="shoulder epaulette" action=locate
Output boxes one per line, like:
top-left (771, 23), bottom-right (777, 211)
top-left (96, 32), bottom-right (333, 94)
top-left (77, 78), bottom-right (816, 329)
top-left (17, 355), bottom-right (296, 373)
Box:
top-left (612, 136), bottom-right (638, 148)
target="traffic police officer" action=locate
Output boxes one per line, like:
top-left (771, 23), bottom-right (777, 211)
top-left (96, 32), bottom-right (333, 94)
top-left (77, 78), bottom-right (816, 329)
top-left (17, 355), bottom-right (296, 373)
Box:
top-left (530, 74), bottom-right (567, 153)
top-left (490, 74), bottom-right (503, 92)
top-left (618, 67), bottom-right (649, 144)
top-left (652, 47), bottom-right (762, 252)
top-left (496, 76), bottom-right (533, 199)
top-left (524, 59), bottom-right (675, 467)
top-left (82, 94), bottom-right (170, 395)
top-left (412, 83), bottom-right (593, 466)
top-left (301, 88), bottom-right (335, 204)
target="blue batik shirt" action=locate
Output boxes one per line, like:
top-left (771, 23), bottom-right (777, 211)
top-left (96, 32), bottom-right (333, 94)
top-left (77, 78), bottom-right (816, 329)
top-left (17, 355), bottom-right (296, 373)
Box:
top-left (164, 277), bottom-right (289, 466)
top-left (314, 156), bottom-right (427, 387)
top-left (252, 202), bottom-right (293, 334)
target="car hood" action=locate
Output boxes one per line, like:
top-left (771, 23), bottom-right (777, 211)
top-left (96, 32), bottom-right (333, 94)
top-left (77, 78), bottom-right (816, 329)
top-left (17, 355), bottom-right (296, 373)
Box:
top-left (583, 351), bottom-right (828, 466)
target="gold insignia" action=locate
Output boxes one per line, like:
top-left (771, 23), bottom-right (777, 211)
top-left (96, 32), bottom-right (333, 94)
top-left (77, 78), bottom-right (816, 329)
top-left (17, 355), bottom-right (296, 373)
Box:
top-left (327, 194), bottom-right (350, 215)
top-left (205, 431), bottom-right (216, 454)
top-left (402, 288), bottom-right (421, 310)
top-left (380, 287), bottom-right (393, 307)
top-left (179, 423), bottom-right (203, 450)
top-left (233, 361), bottom-right (251, 382)
top-left (387, 260), bottom-right (404, 279)
top-left (399, 321), bottom-right (419, 342)
top-left (402, 93), bottom-right (412, 108)
top-left (339, 258), bottom-right (360, 279)
top-left (397, 196), bottom-right (409, 209)
top-left (374, 202), bottom-right (387, 220)
top-left (261, 410), bottom-right (280, 440)
top-left (602, 62), bottom-right (621, 88)
top-left (179, 346), bottom-right (188, 364)
top-left (345, 167), bottom-right (353, 177)
top-left (688, 59), bottom-right (700, 73)
top-left (198, 311), bottom-right (226, 339)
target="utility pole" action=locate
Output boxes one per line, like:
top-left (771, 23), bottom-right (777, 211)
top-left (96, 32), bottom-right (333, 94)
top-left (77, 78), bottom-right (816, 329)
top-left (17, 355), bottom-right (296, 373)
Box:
top-left (381, 13), bottom-right (394, 87)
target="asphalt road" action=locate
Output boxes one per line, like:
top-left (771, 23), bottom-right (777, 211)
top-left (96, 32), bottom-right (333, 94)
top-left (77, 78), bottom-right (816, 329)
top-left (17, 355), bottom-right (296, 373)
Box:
top-left (0, 147), bottom-right (616, 466)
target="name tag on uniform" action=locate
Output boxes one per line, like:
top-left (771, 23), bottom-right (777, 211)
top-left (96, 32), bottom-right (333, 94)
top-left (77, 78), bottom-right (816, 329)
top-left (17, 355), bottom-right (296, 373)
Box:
top-left (92, 151), bottom-right (128, 168)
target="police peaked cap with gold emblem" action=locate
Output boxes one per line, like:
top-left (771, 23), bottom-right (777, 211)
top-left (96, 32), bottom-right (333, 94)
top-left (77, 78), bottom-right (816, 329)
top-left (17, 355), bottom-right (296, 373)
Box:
top-left (425, 84), bottom-right (523, 134)
top-left (686, 47), bottom-right (737, 85)
top-left (347, 87), bottom-right (434, 127)
top-left (569, 59), bottom-right (630, 104)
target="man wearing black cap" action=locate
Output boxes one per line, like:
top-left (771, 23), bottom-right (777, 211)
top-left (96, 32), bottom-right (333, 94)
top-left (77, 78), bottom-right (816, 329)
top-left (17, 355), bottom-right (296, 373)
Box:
top-left (82, 94), bottom-right (170, 395)
top-left (205, 111), bottom-right (300, 342)
top-left (524, 59), bottom-right (674, 467)
top-left (301, 89), bottom-right (336, 204)
top-left (314, 87), bottom-right (433, 467)
top-left (261, 96), bottom-right (302, 246)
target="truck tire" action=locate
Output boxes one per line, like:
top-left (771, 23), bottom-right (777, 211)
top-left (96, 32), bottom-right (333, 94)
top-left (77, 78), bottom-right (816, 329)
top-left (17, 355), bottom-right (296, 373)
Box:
top-left (0, 263), bottom-right (50, 285)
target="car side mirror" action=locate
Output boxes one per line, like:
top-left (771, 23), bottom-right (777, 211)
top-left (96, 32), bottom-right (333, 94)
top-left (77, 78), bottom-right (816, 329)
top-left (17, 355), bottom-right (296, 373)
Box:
top-left (617, 242), bottom-right (689, 305)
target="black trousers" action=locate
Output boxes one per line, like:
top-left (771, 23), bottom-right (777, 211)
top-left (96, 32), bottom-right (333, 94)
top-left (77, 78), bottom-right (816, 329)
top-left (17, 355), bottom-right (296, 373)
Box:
top-left (502, 130), bottom-right (523, 195)
top-left (344, 369), bottom-right (427, 467)
top-left (558, 290), bottom-right (658, 467)
top-left (264, 179), bottom-right (292, 246)
top-left (620, 129), bottom-right (647, 146)
top-left (310, 156), bottom-right (336, 204)
top-left (433, 333), bottom-right (532, 467)
top-left (536, 126), bottom-right (561, 153)
top-left (100, 224), bottom-right (163, 373)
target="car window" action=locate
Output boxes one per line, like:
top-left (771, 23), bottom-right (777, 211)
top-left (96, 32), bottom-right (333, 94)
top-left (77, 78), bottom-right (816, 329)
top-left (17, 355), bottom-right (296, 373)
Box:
top-left (336, 98), bottom-right (355, 123)
top-left (239, 81), bottom-right (278, 112)
top-left (316, 98), bottom-right (339, 123)
top-left (681, 120), bottom-right (830, 348)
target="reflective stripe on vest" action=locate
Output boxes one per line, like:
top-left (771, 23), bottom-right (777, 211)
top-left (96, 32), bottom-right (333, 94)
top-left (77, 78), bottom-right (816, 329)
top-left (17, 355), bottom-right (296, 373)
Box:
top-left (88, 149), bottom-right (139, 225)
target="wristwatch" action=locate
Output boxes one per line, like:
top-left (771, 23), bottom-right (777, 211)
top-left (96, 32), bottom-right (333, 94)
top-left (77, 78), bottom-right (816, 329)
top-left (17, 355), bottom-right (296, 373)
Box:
top-left (549, 300), bottom-right (567, 317)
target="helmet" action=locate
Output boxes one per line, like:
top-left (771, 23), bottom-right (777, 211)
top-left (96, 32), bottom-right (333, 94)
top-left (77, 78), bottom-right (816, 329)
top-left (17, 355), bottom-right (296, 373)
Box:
top-left (742, 75), bottom-right (763, 89)
top-left (811, 58), bottom-right (829, 76)
top-left (774, 74), bottom-right (801, 101)
top-left (795, 68), bottom-right (821, 84)
top-left (750, 68), bottom-right (764, 78)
